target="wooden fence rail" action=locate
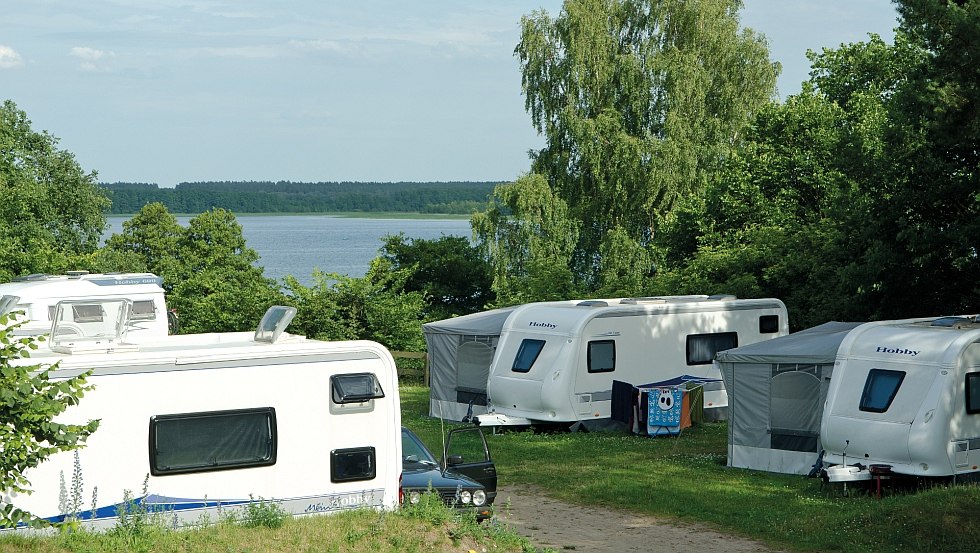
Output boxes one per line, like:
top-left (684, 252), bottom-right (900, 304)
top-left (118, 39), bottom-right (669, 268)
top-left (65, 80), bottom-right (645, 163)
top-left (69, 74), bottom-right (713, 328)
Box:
top-left (391, 351), bottom-right (429, 384)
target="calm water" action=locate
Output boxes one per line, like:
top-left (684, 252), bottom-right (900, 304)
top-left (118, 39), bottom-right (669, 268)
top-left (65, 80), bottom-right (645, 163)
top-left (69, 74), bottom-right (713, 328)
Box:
top-left (105, 215), bottom-right (472, 285)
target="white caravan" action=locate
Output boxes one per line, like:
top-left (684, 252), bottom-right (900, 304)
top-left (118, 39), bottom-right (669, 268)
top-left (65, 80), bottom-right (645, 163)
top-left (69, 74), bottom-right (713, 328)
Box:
top-left (821, 315), bottom-right (980, 480)
top-left (0, 272), bottom-right (171, 341)
top-left (475, 296), bottom-right (789, 428)
top-left (2, 302), bottom-right (401, 531)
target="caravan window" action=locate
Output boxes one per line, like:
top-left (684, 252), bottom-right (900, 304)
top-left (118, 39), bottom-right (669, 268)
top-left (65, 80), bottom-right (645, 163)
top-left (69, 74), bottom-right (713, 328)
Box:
top-left (331, 447), bottom-right (376, 482)
top-left (149, 407), bottom-right (277, 476)
top-left (130, 300), bottom-right (157, 321)
top-left (759, 315), bottom-right (780, 334)
top-left (587, 340), bottom-right (616, 373)
top-left (686, 332), bottom-right (738, 365)
top-left (331, 373), bottom-right (385, 404)
top-left (72, 304), bottom-right (104, 323)
top-left (512, 339), bottom-right (546, 373)
top-left (859, 369), bottom-right (906, 413)
top-left (967, 372), bottom-right (980, 415)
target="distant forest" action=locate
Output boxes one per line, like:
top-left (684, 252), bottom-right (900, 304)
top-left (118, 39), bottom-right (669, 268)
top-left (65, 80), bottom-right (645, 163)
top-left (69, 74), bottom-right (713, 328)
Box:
top-left (101, 181), bottom-right (501, 214)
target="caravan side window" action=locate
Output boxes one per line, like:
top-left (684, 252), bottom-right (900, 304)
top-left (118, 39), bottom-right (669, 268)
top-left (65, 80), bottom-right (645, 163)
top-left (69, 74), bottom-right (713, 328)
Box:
top-left (686, 332), bottom-right (738, 365)
top-left (331, 447), bottom-right (377, 482)
top-left (859, 369), bottom-right (905, 413)
top-left (331, 373), bottom-right (385, 404)
top-left (149, 407), bottom-right (277, 476)
top-left (130, 300), bottom-right (157, 321)
top-left (587, 340), bottom-right (616, 373)
top-left (512, 339), bottom-right (546, 373)
top-left (966, 372), bottom-right (980, 415)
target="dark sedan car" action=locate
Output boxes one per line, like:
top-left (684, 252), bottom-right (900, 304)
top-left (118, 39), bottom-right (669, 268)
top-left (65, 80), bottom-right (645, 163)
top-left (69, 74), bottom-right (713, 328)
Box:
top-left (400, 426), bottom-right (497, 520)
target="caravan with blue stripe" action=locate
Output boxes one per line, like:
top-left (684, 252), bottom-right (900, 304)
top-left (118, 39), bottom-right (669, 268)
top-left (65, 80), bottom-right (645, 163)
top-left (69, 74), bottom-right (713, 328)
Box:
top-left (2, 303), bottom-right (401, 532)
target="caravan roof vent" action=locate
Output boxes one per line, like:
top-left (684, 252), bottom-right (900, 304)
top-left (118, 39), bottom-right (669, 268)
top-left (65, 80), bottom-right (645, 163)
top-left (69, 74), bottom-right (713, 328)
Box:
top-left (707, 294), bottom-right (737, 301)
top-left (577, 300), bottom-right (608, 307)
top-left (48, 299), bottom-right (137, 354)
top-left (620, 297), bottom-right (667, 304)
top-left (66, 270), bottom-right (90, 279)
top-left (931, 316), bottom-right (971, 327)
top-left (254, 305), bottom-right (297, 344)
top-left (12, 273), bottom-right (48, 282)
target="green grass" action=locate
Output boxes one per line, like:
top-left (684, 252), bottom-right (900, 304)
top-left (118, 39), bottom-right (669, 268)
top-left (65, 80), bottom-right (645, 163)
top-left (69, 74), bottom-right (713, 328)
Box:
top-left (400, 385), bottom-right (980, 553)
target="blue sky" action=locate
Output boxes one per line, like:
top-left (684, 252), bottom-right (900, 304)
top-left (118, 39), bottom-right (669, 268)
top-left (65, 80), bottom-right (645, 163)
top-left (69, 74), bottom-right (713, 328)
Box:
top-left (1, 1), bottom-right (899, 187)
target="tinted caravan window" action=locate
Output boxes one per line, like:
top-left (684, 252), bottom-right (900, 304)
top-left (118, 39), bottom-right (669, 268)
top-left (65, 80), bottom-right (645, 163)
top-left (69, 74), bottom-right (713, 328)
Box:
top-left (331, 447), bottom-right (376, 483)
top-left (759, 315), bottom-right (780, 334)
top-left (859, 369), bottom-right (906, 413)
top-left (130, 300), bottom-right (157, 321)
top-left (331, 373), bottom-right (385, 404)
top-left (686, 332), bottom-right (738, 365)
top-left (512, 339), bottom-right (546, 373)
top-left (967, 372), bottom-right (980, 415)
top-left (150, 407), bottom-right (276, 476)
top-left (587, 340), bottom-right (616, 373)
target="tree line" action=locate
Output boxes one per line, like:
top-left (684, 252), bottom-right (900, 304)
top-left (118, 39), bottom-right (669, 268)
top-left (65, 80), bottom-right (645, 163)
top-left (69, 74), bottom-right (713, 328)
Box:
top-left (102, 181), bottom-right (498, 215)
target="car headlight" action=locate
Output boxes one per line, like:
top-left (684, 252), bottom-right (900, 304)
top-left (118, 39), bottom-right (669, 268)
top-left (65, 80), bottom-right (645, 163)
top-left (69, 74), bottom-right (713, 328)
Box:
top-left (409, 491), bottom-right (421, 504)
top-left (459, 490), bottom-right (472, 504)
top-left (471, 489), bottom-right (486, 506)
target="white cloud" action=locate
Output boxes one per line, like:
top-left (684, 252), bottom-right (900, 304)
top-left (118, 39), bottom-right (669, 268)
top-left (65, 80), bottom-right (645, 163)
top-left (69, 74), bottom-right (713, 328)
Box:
top-left (70, 46), bottom-right (114, 61)
top-left (0, 45), bottom-right (24, 68)
top-left (69, 46), bottom-right (116, 71)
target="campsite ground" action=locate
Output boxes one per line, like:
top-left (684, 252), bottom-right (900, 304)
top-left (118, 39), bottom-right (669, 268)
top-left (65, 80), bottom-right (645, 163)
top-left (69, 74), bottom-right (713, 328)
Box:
top-left (496, 484), bottom-right (783, 553)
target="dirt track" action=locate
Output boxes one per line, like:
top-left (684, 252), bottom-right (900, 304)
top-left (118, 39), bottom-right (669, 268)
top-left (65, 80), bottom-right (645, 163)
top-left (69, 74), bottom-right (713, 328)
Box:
top-left (495, 484), bottom-right (782, 553)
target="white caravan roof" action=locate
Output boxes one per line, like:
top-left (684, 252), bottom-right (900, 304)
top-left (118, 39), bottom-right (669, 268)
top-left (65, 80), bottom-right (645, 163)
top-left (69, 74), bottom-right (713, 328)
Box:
top-left (500, 296), bottom-right (787, 337)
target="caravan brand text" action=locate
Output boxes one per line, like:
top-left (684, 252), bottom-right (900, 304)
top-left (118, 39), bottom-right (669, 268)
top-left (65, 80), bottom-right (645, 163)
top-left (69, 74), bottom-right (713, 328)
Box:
top-left (529, 321), bottom-right (557, 329)
top-left (875, 346), bottom-right (920, 356)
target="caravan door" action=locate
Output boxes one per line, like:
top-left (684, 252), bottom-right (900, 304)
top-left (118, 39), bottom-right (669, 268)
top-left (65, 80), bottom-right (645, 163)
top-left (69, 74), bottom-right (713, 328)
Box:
top-left (572, 335), bottom-right (618, 419)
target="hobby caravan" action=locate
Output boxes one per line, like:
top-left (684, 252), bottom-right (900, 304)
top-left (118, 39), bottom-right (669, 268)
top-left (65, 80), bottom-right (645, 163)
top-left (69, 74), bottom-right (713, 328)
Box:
top-left (821, 315), bottom-right (980, 480)
top-left (2, 302), bottom-right (401, 531)
top-left (475, 296), bottom-right (788, 428)
top-left (0, 272), bottom-right (171, 341)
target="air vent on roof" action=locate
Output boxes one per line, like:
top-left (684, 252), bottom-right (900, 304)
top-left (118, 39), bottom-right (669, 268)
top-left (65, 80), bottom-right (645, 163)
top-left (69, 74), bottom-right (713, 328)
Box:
top-left (66, 270), bottom-right (90, 279)
top-left (577, 300), bottom-right (608, 307)
top-left (12, 273), bottom-right (49, 282)
top-left (620, 297), bottom-right (667, 304)
top-left (707, 294), bottom-right (737, 301)
top-left (931, 316), bottom-right (970, 327)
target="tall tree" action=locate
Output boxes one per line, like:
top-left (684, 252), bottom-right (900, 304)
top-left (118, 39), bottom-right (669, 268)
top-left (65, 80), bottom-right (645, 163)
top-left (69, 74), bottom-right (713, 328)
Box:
top-left (868, 0), bottom-right (980, 317)
top-left (513, 0), bottom-right (777, 291)
top-left (0, 100), bottom-right (110, 280)
top-left (472, 174), bottom-right (580, 305)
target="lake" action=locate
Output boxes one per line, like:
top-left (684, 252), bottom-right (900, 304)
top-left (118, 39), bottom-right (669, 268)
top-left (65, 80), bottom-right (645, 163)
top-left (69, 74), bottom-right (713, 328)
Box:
top-left (105, 215), bottom-right (472, 285)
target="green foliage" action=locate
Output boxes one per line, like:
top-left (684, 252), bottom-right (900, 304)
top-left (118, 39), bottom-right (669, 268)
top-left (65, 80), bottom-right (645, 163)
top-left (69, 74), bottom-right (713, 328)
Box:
top-left (472, 174), bottom-right (580, 305)
top-left (284, 258), bottom-right (426, 351)
top-left (380, 233), bottom-right (494, 319)
top-left (511, 0), bottom-right (778, 292)
top-left (240, 495), bottom-right (287, 529)
top-left (0, 313), bottom-right (100, 528)
top-left (98, 203), bottom-right (284, 333)
top-left (0, 100), bottom-right (111, 281)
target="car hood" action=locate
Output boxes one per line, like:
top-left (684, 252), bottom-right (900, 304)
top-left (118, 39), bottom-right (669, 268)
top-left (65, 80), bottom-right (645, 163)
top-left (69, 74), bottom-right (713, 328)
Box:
top-left (401, 465), bottom-right (482, 489)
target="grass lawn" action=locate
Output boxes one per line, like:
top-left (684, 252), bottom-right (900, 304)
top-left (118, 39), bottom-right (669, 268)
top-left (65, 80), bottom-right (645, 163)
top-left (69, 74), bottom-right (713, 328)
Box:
top-left (400, 385), bottom-right (980, 553)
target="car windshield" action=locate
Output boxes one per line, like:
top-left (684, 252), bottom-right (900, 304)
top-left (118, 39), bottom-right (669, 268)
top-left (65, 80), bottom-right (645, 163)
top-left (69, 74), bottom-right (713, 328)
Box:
top-left (401, 428), bottom-right (438, 467)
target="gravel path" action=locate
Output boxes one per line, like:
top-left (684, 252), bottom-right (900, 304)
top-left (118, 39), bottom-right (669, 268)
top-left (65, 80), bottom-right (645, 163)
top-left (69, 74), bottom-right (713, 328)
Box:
top-left (494, 484), bottom-right (783, 553)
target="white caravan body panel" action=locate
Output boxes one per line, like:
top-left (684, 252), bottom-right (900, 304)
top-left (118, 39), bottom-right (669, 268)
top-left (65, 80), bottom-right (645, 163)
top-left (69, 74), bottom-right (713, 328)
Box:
top-left (3, 331), bottom-right (401, 531)
top-left (479, 296), bottom-right (789, 426)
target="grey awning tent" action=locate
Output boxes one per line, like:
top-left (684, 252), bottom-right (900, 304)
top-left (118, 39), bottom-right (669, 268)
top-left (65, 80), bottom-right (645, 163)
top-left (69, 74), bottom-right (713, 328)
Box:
top-left (423, 307), bottom-right (517, 421)
top-left (715, 321), bottom-right (861, 475)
